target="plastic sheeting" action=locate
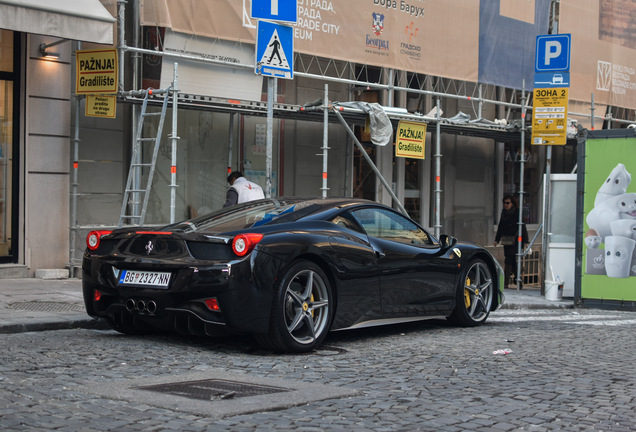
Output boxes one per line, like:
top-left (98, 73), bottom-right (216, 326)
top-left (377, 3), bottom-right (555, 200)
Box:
top-left (335, 102), bottom-right (393, 146)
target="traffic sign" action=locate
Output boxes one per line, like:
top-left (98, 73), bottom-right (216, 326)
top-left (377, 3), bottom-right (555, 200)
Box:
top-left (251, 0), bottom-right (297, 23)
top-left (534, 72), bottom-right (570, 88)
top-left (76, 49), bottom-right (118, 94)
top-left (86, 95), bottom-right (116, 118)
top-left (255, 20), bottom-right (294, 80)
top-left (395, 121), bottom-right (426, 159)
top-left (535, 34), bottom-right (571, 72)
top-left (531, 88), bottom-right (569, 145)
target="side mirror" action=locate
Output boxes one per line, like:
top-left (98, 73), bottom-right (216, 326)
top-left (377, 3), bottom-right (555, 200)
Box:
top-left (439, 234), bottom-right (457, 248)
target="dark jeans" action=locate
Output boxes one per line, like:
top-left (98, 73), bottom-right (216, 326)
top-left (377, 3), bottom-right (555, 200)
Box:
top-left (503, 244), bottom-right (523, 286)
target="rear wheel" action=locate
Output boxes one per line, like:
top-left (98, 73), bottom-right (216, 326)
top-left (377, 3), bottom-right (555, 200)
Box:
top-left (255, 260), bottom-right (333, 353)
top-left (448, 259), bottom-right (493, 326)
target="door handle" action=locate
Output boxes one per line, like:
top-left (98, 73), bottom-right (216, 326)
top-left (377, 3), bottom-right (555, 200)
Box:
top-left (375, 251), bottom-right (385, 259)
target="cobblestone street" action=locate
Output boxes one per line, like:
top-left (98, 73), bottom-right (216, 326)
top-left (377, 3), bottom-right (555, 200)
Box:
top-left (1, 308), bottom-right (635, 431)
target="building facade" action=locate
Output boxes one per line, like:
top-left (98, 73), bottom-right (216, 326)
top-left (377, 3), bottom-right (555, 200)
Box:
top-left (0, 0), bottom-right (632, 280)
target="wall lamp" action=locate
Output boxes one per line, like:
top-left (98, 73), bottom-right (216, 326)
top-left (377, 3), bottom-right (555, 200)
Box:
top-left (39, 39), bottom-right (68, 60)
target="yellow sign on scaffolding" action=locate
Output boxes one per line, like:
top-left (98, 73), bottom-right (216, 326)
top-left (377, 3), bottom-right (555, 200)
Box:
top-left (76, 49), bottom-right (118, 94)
top-left (395, 121), bottom-right (427, 159)
top-left (85, 95), bottom-right (116, 118)
top-left (531, 88), bottom-right (568, 145)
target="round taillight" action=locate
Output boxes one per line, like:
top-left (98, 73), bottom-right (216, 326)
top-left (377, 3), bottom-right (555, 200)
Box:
top-left (232, 233), bottom-right (263, 257)
top-left (86, 230), bottom-right (112, 251)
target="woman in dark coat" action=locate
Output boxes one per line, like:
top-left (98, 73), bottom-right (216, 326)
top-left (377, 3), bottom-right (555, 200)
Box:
top-left (494, 194), bottom-right (529, 288)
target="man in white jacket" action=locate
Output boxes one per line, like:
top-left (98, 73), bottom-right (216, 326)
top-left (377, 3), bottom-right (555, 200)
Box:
top-left (223, 171), bottom-right (265, 207)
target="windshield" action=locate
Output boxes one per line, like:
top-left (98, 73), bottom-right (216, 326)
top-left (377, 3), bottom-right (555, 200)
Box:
top-left (169, 199), bottom-right (323, 233)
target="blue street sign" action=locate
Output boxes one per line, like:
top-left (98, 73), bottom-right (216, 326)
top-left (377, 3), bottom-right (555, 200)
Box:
top-left (535, 34), bottom-right (571, 72)
top-left (534, 72), bottom-right (570, 88)
top-left (255, 20), bottom-right (294, 80)
top-left (251, 0), bottom-right (297, 24)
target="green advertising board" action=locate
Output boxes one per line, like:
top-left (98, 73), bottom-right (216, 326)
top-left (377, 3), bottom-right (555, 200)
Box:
top-left (582, 137), bottom-right (636, 301)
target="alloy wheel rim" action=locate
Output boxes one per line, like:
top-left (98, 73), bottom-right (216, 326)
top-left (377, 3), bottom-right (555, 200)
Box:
top-left (463, 262), bottom-right (492, 322)
top-left (284, 269), bottom-right (329, 345)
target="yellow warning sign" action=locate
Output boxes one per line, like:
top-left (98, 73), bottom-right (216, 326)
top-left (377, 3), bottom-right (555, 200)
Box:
top-left (531, 88), bottom-right (568, 145)
top-left (395, 121), bottom-right (426, 159)
top-left (76, 49), bottom-right (118, 94)
top-left (86, 95), bottom-right (116, 118)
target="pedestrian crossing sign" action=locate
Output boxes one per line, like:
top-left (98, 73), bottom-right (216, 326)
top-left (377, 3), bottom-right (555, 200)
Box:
top-left (255, 20), bottom-right (294, 80)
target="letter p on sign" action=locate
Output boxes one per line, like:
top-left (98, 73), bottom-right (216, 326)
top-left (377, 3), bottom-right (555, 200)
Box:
top-left (535, 34), bottom-right (571, 72)
top-left (544, 41), bottom-right (561, 65)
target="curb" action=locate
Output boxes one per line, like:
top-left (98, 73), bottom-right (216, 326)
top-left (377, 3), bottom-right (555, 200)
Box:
top-left (499, 302), bottom-right (574, 310)
top-left (0, 316), bottom-right (110, 334)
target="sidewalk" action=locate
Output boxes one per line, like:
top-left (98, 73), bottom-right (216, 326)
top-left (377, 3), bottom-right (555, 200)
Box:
top-left (0, 278), bottom-right (573, 334)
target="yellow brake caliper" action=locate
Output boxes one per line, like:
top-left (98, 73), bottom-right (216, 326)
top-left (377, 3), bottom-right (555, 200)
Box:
top-left (464, 278), bottom-right (471, 308)
top-left (311, 294), bottom-right (315, 317)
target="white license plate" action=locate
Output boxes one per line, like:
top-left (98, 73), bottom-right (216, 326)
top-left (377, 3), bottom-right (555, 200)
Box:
top-left (118, 270), bottom-right (171, 287)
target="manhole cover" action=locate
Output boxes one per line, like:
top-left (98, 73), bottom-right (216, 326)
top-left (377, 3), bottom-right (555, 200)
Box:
top-left (135, 379), bottom-right (289, 401)
top-left (77, 369), bottom-right (359, 418)
top-left (8, 301), bottom-right (84, 313)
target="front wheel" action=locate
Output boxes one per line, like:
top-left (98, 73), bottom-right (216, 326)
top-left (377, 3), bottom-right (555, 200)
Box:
top-left (447, 259), bottom-right (493, 326)
top-left (255, 260), bottom-right (333, 353)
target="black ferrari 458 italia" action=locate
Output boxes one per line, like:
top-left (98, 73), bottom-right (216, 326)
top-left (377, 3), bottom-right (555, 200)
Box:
top-left (82, 197), bottom-right (505, 352)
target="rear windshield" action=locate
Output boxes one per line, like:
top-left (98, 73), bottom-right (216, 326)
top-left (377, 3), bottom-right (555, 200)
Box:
top-left (169, 200), bottom-right (323, 233)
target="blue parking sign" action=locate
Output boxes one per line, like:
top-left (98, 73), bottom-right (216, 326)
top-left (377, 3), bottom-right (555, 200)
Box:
top-left (535, 34), bottom-right (571, 72)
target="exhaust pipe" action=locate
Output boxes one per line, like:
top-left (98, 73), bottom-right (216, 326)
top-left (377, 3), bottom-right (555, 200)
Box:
top-left (125, 298), bottom-right (157, 313)
top-left (126, 299), bottom-right (136, 312)
top-left (147, 301), bottom-right (157, 314)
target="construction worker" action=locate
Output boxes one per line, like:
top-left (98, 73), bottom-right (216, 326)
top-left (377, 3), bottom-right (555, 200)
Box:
top-left (223, 171), bottom-right (265, 207)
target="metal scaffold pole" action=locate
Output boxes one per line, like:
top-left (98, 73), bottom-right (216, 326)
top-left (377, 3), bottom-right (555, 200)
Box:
top-left (117, 0), bottom-right (125, 93)
top-left (69, 41), bottom-right (82, 274)
top-left (228, 113), bottom-right (234, 174)
top-left (434, 99), bottom-right (442, 238)
top-left (321, 84), bottom-right (330, 197)
top-left (169, 63), bottom-right (179, 224)
top-left (517, 82), bottom-right (527, 291)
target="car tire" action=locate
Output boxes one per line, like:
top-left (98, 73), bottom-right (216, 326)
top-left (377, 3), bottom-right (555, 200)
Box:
top-left (447, 258), bottom-right (493, 327)
top-left (255, 260), bottom-right (334, 353)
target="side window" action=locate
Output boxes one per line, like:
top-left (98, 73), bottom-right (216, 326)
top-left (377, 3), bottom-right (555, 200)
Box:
top-left (351, 208), bottom-right (432, 245)
top-left (329, 211), bottom-right (364, 234)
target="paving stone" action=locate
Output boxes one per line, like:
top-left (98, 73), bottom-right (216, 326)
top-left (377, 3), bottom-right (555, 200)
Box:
top-left (0, 309), bottom-right (636, 430)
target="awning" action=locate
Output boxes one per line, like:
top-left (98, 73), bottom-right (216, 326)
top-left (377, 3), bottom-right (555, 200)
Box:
top-left (0, 0), bottom-right (116, 45)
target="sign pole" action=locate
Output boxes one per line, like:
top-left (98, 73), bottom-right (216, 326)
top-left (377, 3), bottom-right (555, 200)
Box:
top-left (266, 77), bottom-right (274, 198)
top-left (541, 144), bottom-right (552, 295)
